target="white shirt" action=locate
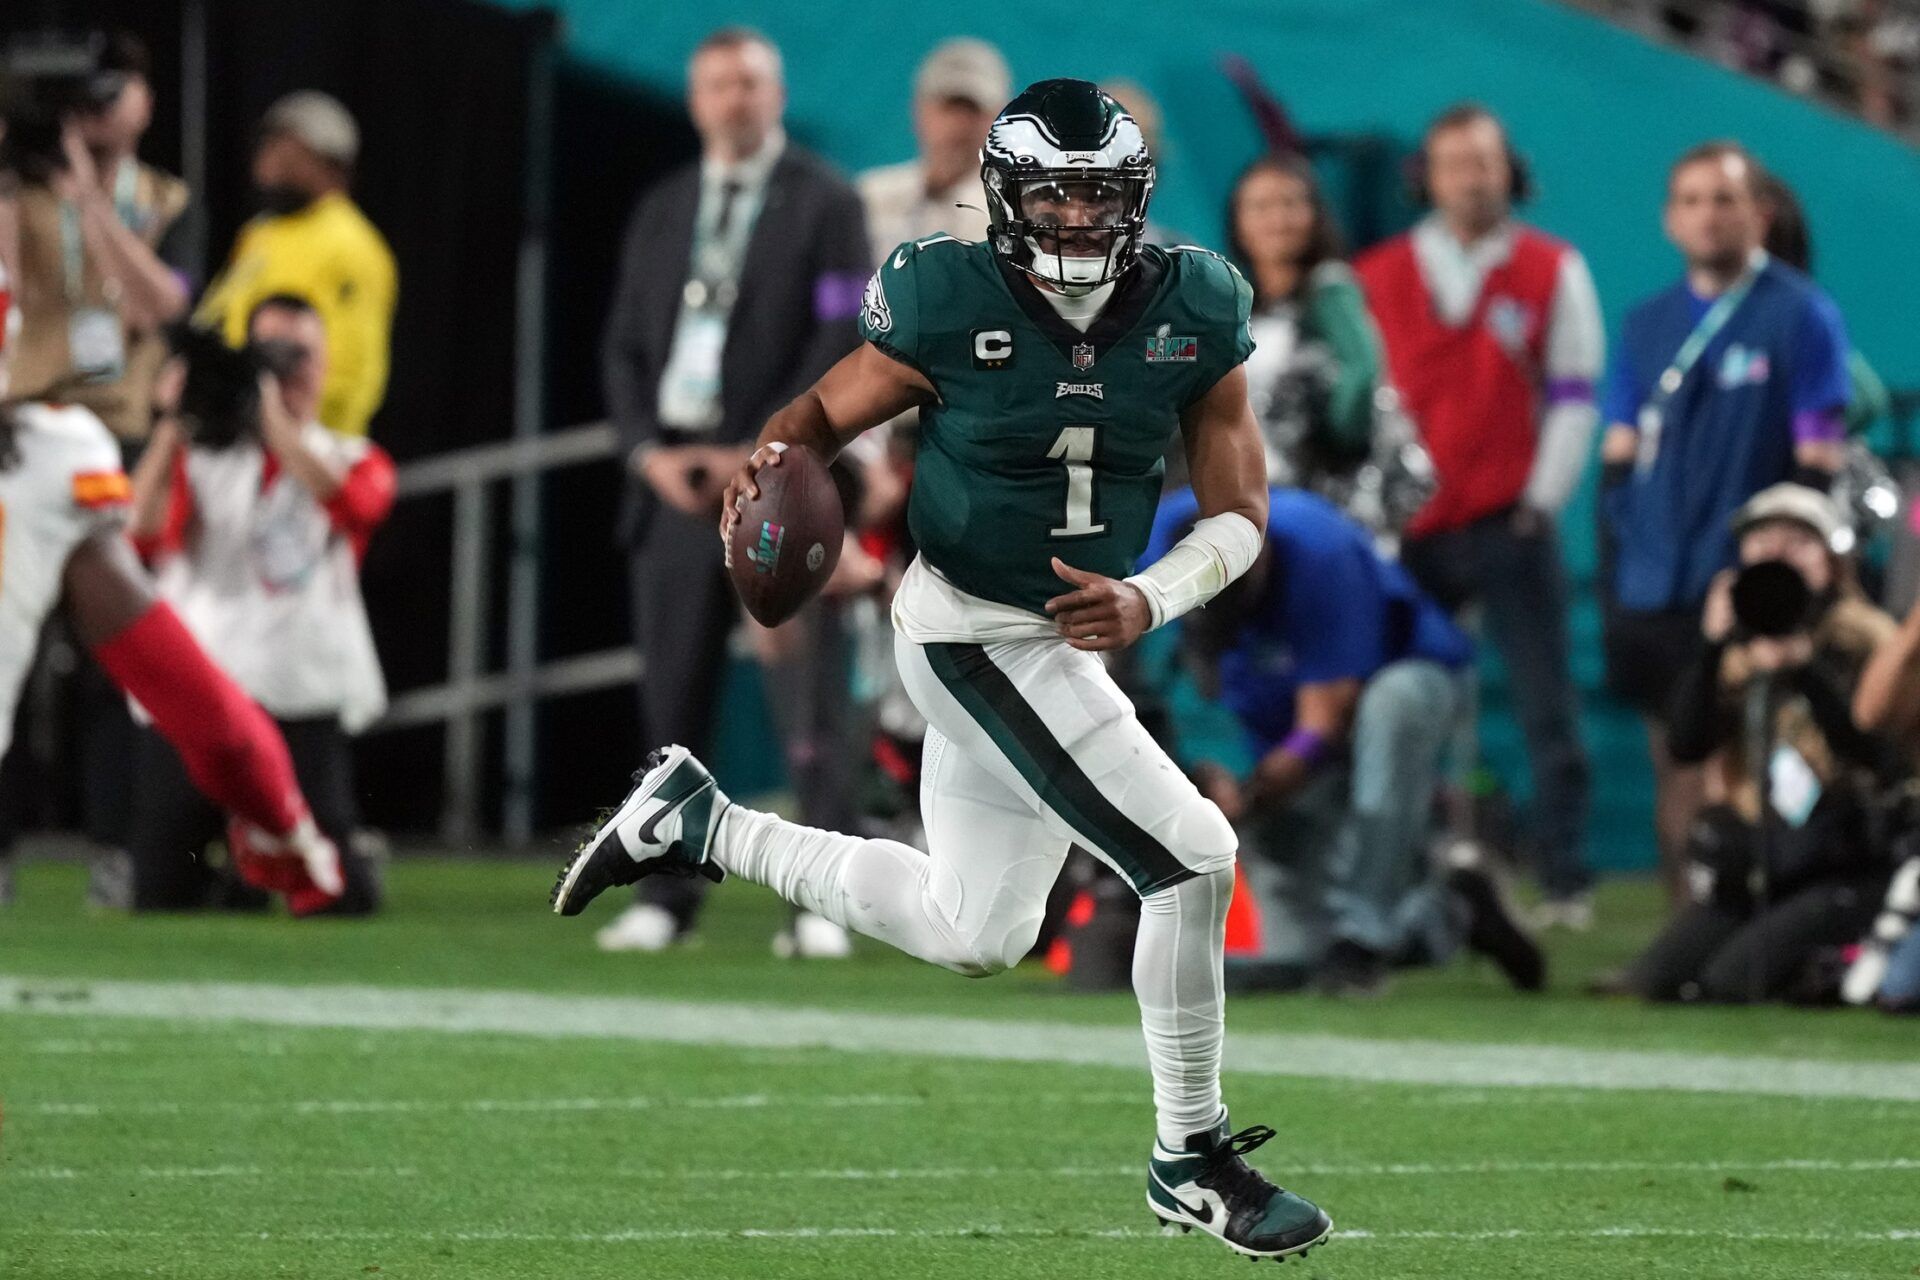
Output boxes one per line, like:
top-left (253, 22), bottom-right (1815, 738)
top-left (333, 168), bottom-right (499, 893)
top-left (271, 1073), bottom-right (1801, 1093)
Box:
top-left (0, 403), bottom-right (126, 756)
top-left (153, 425), bottom-right (387, 731)
top-left (1410, 215), bottom-right (1605, 513)
top-left (893, 555), bottom-right (1056, 643)
top-left (656, 129), bottom-right (789, 432)
top-left (699, 126), bottom-right (787, 211)
top-left (858, 159), bottom-right (990, 267)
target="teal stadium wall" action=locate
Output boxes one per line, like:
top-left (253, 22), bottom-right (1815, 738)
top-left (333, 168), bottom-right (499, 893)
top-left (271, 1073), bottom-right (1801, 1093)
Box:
top-left (505, 0), bottom-right (1920, 868)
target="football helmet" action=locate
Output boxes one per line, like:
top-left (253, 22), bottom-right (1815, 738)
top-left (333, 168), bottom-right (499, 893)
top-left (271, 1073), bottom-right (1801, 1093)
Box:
top-left (981, 78), bottom-right (1155, 295)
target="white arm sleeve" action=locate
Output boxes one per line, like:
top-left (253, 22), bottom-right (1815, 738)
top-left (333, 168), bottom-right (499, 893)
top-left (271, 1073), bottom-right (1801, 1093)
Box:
top-left (1524, 400), bottom-right (1599, 515)
top-left (1523, 251), bottom-right (1605, 514)
top-left (1124, 511), bottom-right (1265, 631)
top-left (1543, 251), bottom-right (1605, 383)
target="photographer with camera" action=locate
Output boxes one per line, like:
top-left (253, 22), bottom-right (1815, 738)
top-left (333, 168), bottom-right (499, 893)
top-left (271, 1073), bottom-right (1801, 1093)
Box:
top-left (0, 31), bottom-right (190, 440)
top-left (1599, 142), bottom-right (1853, 911)
top-left (1621, 485), bottom-right (1897, 1004)
top-left (126, 295), bottom-right (392, 914)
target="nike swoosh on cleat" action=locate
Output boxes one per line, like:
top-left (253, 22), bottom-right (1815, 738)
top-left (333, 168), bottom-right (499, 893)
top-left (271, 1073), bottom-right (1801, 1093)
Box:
top-left (1150, 1171), bottom-right (1215, 1225)
top-left (635, 780), bottom-right (710, 847)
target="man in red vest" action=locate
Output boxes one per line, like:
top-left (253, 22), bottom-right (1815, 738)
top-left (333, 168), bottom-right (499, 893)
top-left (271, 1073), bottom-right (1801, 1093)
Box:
top-left (1356, 104), bottom-right (1604, 928)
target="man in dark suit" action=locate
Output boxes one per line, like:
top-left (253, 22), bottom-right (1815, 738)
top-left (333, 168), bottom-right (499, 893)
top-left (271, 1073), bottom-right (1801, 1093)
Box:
top-left (599, 27), bottom-right (871, 954)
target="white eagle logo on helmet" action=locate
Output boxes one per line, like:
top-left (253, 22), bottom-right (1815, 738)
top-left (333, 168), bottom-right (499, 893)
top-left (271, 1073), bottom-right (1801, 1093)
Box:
top-left (980, 81), bottom-right (1156, 296)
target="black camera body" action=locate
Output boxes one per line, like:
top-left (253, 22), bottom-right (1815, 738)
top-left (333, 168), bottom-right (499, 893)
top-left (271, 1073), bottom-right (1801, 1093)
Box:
top-left (168, 323), bottom-right (307, 450)
top-left (0, 32), bottom-right (127, 182)
top-left (1730, 560), bottom-right (1815, 639)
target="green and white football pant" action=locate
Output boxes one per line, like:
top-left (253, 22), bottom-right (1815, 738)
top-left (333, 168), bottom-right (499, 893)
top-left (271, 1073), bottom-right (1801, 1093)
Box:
top-left (714, 632), bottom-right (1239, 1147)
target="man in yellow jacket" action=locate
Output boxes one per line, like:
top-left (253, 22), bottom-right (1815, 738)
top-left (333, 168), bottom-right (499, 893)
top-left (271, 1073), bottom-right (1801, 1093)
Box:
top-left (196, 92), bottom-right (396, 437)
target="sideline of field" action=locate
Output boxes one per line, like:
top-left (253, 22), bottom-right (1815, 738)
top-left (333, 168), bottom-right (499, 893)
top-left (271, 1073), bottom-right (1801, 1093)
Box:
top-left (6, 975), bottom-right (1919, 1101)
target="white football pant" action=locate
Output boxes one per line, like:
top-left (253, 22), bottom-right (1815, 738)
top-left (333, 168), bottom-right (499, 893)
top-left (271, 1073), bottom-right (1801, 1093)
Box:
top-left (714, 632), bottom-right (1238, 1146)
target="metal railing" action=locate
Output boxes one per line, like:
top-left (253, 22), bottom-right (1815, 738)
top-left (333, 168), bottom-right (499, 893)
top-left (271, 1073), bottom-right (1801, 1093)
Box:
top-left (369, 421), bottom-right (635, 844)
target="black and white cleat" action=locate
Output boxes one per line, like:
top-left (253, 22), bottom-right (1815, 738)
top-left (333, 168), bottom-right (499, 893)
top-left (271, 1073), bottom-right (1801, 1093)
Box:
top-left (550, 745), bottom-right (730, 917)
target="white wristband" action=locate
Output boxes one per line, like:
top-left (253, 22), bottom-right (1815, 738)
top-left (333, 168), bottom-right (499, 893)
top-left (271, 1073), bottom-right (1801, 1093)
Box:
top-left (1124, 511), bottom-right (1264, 630)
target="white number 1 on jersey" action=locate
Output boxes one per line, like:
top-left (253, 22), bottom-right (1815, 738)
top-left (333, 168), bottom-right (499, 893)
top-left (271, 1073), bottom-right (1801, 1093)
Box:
top-left (1046, 425), bottom-right (1108, 538)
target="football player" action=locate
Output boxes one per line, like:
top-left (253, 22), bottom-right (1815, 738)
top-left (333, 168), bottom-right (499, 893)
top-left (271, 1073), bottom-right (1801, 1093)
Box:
top-left (0, 264), bottom-right (342, 907)
top-left (552, 80), bottom-right (1330, 1261)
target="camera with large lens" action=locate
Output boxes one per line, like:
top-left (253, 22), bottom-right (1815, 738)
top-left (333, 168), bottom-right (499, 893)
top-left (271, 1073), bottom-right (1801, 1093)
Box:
top-left (167, 323), bottom-right (307, 450)
top-left (0, 32), bottom-right (127, 183)
top-left (1729, 559), bottom-right (1815, 638)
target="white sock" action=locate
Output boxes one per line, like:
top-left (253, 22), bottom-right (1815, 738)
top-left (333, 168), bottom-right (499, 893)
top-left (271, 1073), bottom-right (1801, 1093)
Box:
top-left (716, 804), bottom-right (1234, 1144)
top-left (1135, 867), bottom-right (1233, 1149)
top-left (714, 806), bottom-right (994, 976)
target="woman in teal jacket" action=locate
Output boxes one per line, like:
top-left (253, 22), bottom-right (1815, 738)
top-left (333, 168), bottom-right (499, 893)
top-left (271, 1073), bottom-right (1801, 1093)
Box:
top-left (1226, 153), bottom-right (1384, 473)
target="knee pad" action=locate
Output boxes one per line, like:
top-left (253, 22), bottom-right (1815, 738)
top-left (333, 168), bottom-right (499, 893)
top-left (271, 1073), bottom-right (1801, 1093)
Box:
top-left (979, 908), bottom-right (1046, 975)
top-left (1166, 794), bottom-right (1238, 881)
top-left (925, 857), bottom-right (1038, 979)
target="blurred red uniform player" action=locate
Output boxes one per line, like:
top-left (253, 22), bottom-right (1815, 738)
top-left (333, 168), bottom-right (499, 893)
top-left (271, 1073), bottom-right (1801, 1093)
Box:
top-left (0, 265), bottom-right (342, 906)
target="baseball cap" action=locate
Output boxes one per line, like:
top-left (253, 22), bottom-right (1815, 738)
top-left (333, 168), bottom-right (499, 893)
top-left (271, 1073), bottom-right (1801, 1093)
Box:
top-left (1732, 482), bottom-right (1848, 549)
top-left (261, 90), bottom-right (359, 166)
top-left (914, 38), bottom-right (1011, 110)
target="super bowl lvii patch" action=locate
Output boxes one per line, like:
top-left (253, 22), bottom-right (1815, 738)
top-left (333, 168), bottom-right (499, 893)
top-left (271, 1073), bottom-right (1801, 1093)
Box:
top-left (749, 521), bottom-right (785, 574)
top-left (1144, 333), bottom-right (1197, 363)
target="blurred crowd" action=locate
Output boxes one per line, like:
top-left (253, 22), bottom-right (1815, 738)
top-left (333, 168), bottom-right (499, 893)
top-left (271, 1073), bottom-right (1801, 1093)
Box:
top-left (1600, 0), bottom-right (1920, 133)
top-left (593, 26), bottom-right (1920, 1015)
top-left (3, 22), bottom-right (1918, 1018)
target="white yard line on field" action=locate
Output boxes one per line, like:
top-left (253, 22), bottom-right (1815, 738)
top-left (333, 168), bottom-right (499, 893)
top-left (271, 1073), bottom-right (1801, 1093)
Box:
top-left (14, 1091), bottom-right (1140, 1119)
top-left (9, 1166), bottom-right (413, 1180)
top-left (12, 1156), bottom-right (1914, 1183)
top-left (5, 975), bottom-right (1919, 1102)
top-left (18, 1094), bottom-right (932, 1118)
top-left (13, 1224), bottom-right (1920, 1246)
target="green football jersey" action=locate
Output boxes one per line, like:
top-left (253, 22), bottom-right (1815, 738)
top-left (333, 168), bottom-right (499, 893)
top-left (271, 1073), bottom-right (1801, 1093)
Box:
top-left (859, 236), bottom-right (1254, 615)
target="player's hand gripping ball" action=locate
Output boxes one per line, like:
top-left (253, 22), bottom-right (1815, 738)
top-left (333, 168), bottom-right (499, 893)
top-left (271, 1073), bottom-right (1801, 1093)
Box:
top-left (722, 443), bottom-right (845, 627)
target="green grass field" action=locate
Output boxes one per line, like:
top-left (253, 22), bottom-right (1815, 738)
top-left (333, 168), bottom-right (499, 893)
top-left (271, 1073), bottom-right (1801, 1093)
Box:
top-left (3, 853), bottom-right (1917, 1279)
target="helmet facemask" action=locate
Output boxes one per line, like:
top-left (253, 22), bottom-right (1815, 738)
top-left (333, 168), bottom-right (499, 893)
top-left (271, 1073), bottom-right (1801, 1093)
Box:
top-left (999, 174), bottom-right (1150, 294)
top-left (981, 81), bottom-right (1155, 296)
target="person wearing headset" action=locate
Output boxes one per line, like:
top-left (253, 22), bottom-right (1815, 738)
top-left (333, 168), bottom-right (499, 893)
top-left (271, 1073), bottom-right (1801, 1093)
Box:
top-left (1355, 103), bottom-right (1605, 929)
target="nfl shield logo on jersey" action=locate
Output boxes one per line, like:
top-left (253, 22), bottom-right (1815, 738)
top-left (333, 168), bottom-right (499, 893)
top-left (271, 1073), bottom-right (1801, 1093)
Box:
top-left (1072, 342), bottom-right (1095, 371)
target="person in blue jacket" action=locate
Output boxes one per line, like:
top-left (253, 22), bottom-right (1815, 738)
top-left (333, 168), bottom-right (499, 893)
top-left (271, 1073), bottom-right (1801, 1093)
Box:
top-left (1148, 486), bottom-right (1543, 995)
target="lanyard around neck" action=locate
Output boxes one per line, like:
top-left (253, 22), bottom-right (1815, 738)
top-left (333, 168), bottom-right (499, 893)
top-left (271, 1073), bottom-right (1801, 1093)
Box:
top-left (1651, 252), bottom-right (1767, 405)
top-left (59, 160), bottom-right (142, 302)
